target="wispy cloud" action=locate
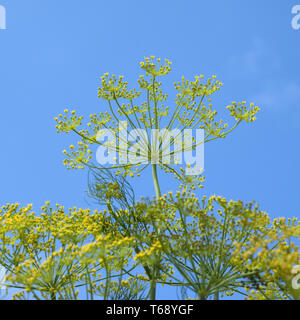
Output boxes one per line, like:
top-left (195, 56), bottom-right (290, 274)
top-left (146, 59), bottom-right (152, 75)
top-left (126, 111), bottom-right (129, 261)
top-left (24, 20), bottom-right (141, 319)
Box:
top-left (242, 38), bottom-right (265, 73)
top-left (227, 37), bottom-right (279, 76)
top-left (252, 82), bottom-right (300, 110)
top-left (228, 38), bottom-right (300, 112)
top-left (228, 38), bottom-right (265, 75)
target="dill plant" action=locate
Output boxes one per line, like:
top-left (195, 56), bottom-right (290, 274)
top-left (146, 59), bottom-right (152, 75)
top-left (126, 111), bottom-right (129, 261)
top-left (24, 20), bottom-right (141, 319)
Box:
top-left (0, 57), bottom-right (299, 300)
top-left (54, 56), bottom-right (260, 299)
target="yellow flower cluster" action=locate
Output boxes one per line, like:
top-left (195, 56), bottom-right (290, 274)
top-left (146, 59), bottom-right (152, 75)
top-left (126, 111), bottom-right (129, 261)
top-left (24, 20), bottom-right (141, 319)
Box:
top-left (140, 56), bottom-right (172, 76)
top-left (55, 109), bottom-right (83, 133)
top-left (98, 74), bottom-right (141, 101)
top-left (226, 101), bottom-right (260, 122)
top-left (63, 141), bottom-right (93, 169)
top-left (55, 57), bottom-right (260, 184)
top-left (1, 186), bottom-right (299, 300)
top-left (130, 189), bottom-right (299, 300)
top-left (0, 202), bottom-right (139, 300)
top-left (134, 240), bottom-right (162, 265)
top-left (232, 216), bottom-right (300, 300)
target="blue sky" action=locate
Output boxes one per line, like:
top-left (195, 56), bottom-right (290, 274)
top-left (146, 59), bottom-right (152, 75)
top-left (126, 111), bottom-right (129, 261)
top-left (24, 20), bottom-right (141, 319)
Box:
top-left (0, 0), bottom-right (300, 299)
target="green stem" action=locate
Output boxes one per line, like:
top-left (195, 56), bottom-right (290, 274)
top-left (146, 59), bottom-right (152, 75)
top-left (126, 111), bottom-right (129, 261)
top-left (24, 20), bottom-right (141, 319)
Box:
top-left (152, 164), bottom-right (161, 199)
top-left (149, 163), bottom-right (161, 300)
